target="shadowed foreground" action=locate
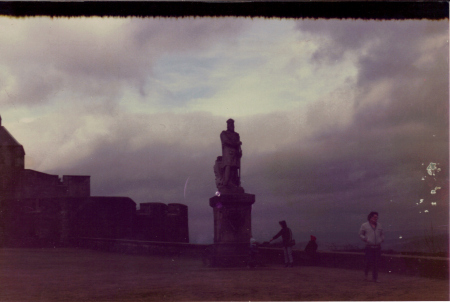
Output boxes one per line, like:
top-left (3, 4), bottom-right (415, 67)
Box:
top-left (0, 248), bottom-right (448, 301)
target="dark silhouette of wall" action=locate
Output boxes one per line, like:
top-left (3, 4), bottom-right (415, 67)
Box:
top-left (0, 196), bottom-right (190, 247)
top-left (0, 116), bottom-right (189, 247)
top-left (0, 197), bottom-right (86, 247)
top-left (167, 203), bottom-right (189, 243)
top-left (73, 197), bottom-right (136, 239)
top-left (134, 203), bottom-right (189, 243)
top-left (0, 116), bottom-right (25, 201)
top-left (137, 202), bottom-right (168, 241)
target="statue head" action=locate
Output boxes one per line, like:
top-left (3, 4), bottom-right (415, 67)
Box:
top-left (226, 119), bottom-right (235, 132)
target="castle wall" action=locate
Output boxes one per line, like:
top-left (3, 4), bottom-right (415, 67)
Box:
top-left (167, 203), bottom-right (189, 243)
top-left (0, 146), bottom-right (25, 200)
top-left (62, 175), bottom-right (90, 197)
top-left (0, 145), bottom-right (24, 169)
top-left (136, 203), bottom-right (168, 241)
top-left (15, 170), bottom-right (65, 199)
top-left (73, 197), bottom-right (136, 240)
top-left (0, 120), bottom-right (189, 248)
top-left (0, 197), bottom-right (88, 247)
top-left (135, 202), bottom-right (190, 243)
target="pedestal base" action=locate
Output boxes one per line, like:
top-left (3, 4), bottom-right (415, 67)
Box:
top-left (209, 193), bottom-right (255, 267)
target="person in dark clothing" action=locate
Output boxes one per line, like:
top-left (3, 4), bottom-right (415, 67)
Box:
top-left (305, 235), bottom-right (318, 265)
top-left (269, 220), bottom-right (294, 267)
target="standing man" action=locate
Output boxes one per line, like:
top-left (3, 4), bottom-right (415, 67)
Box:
top-left (359, 211), bottom-right (385, 282)
top-left (269, 220), bottom-right (294, 267)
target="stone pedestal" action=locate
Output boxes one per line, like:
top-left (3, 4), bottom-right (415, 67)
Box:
top-left (209, 193), bottom-right (255, 267)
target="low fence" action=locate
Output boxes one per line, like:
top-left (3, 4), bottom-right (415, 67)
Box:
top-left (259, 247), bottom-right (448, 279)
top-left (77, 237), bottom-right (206, 258)
top-left (77, 238), bottom-right (448, 279)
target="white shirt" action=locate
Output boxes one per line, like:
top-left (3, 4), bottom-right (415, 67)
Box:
top-left (359, 221), bottom-right (384, 246)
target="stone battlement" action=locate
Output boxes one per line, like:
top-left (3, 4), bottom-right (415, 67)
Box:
top-left (77, 237), bottom-right (449, 279)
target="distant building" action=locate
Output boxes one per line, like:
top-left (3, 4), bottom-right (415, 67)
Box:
top-left (0, 116), bottom-right (188, 247)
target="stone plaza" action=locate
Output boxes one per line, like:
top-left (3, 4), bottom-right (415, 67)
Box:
top-left (0, 248), bottom-right (448, 301)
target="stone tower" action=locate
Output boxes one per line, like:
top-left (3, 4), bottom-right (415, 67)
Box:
top-left (0, 116), bottom-right (25, 202)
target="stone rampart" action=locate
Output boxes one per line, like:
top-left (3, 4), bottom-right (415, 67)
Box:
top-left (77, 238), bottom-right (448, 279)
top-left (258, 247), bottom-right (448, 279)
top-left (77, 237), bottom-right (206, 258)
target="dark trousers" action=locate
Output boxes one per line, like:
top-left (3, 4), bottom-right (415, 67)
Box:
top-left (364, 246), bottom-right (381, 280)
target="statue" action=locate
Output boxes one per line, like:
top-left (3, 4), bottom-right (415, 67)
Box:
top-left (209, 118), bottom-right (255, 267)
top-left (214, 119), bottom-right (243, 194)
top-left (213, 156), bottom-right (223, 189)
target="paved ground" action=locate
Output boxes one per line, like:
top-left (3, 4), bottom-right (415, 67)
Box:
top-left (0, 248), bottom-right (448, 301)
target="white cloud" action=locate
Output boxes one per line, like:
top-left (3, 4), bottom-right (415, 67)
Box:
top-left (182, 19), bottom-right (357, 117)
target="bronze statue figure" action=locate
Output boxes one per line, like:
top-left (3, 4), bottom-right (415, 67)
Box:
top-left (214, 119), bottom-right (243, 193)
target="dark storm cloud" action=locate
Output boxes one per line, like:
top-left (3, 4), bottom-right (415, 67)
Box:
top-left (0, 18), bottom-right (247, 108)
top-left (130, 18), bottom-right (245, 52)
top-left (296, 19), bottom-right (448, 157)
top-left (296, 20), bottom-right (384, 63)
top-left (297, 20), bottom-right (448, 130)
top-left (42, 109), bottom-right (224, 202)
top-left (242, 20), bottom-right (449, 243)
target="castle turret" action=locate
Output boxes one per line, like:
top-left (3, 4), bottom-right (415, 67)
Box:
top-left (0, 117), bottom-right (25, 200)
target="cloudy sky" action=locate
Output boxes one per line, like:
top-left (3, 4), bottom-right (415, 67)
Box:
top-left (1, 16), bottom-right (448, 249)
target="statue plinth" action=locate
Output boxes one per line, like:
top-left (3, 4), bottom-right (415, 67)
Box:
top-left (215, 185), bottom-right (245, 195)
top-left (208, 193), bottom-right (255, 267)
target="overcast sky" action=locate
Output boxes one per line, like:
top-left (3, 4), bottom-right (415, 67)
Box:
top-left (1, 17), bottom-right (448, 249)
